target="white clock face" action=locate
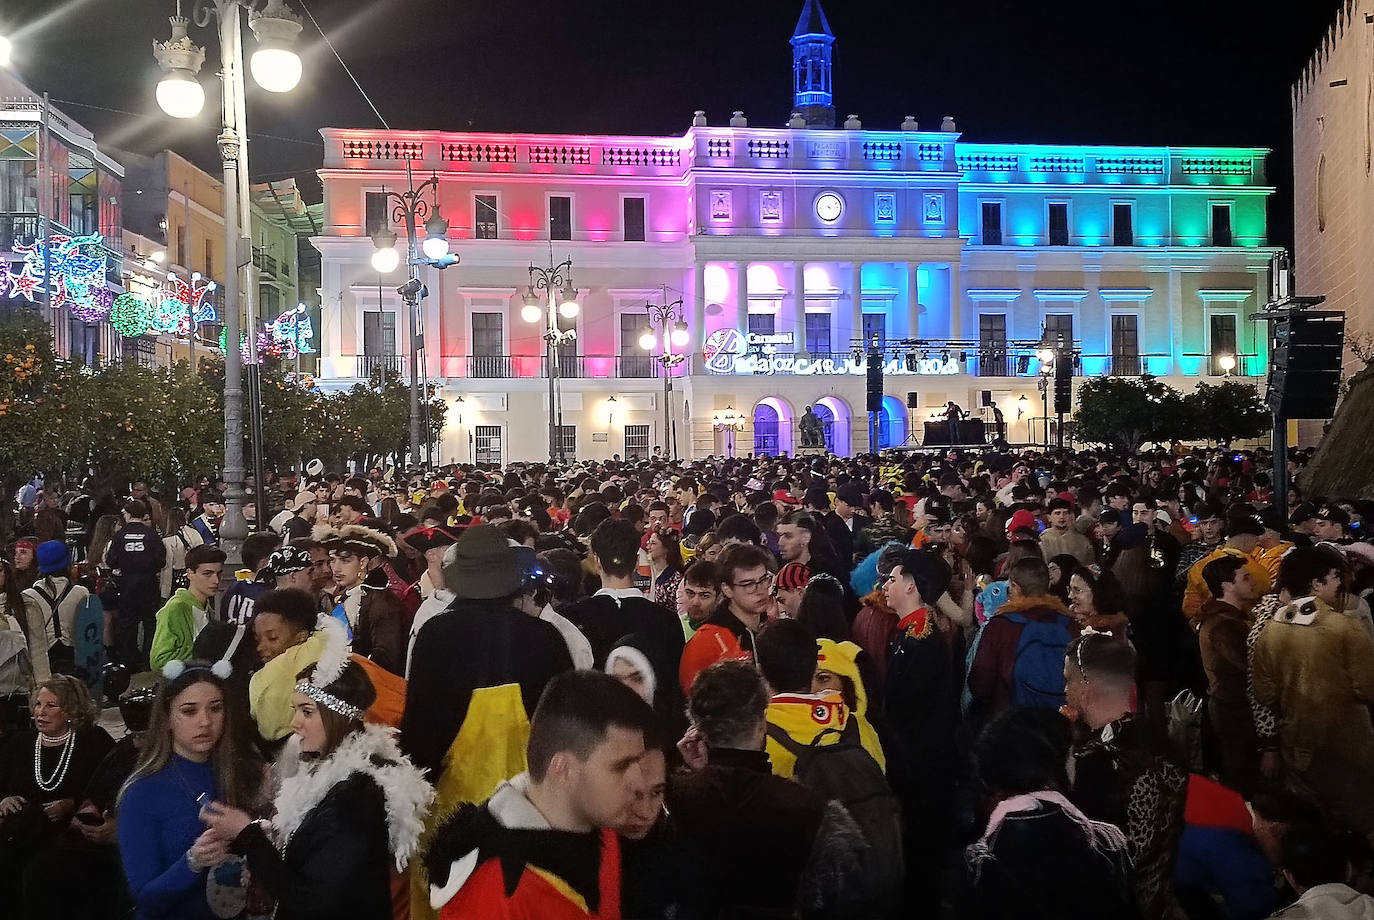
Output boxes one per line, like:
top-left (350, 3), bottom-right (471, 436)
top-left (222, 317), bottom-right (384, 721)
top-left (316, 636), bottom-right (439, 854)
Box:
top-left (815, 192), bottom-right (843, 222)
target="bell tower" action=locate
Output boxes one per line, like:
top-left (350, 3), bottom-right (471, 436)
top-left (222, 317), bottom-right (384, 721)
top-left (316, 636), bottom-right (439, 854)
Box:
top-left (791, 0), bottom-right (835, 128)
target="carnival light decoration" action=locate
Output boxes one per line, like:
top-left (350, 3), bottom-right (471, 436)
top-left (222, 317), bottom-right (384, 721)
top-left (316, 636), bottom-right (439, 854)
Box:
top-left (72, 287), bottom-right (114, 324)
top-left (152, 272), bottom-right (218, 336)
top-left (8, 234), bottom-right (109, 311)
top-left (268, 304), bottom-right (314, 356)
top-left (219, 328), bottom-right (282, 364)
top-left (111, 292), bottom-right (154, 338)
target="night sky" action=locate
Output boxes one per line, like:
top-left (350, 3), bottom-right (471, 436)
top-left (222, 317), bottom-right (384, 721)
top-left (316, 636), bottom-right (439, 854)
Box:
top-left (1, 0), bottom-right (1345, 251)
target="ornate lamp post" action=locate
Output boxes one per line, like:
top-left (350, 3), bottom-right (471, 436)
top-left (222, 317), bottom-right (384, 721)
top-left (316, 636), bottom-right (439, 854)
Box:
top-left (1036, 344), bottom-right (1054, 448)
top-left (368, 160), bottom-right (457, 470)
top-left (712, 405), bottom-right (746, 458)
top-left (521, 258), bottom-right (578, 464)
top-left (639, 291), bottom-right (688, 460)
top-left (151, 0), bottom-right (302, 565)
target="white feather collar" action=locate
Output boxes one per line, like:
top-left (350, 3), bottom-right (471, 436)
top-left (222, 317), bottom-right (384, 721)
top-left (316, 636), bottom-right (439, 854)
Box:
top-left (271, 723), bottom-right (435, 871)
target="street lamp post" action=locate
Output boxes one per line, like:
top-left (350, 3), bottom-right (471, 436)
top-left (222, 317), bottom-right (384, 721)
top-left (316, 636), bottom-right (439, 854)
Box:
top-left (1036, 345), bottom-right (1054, 448)
top-left (639, 290), bottom-right (688, 460)
top-left (368, 159), bottom-right (456, 471)
top-left (712, 405), bottom-right (746, 458)
top-left (521, 259), bottom-right (578, 464)
top-left (151, 0), bottom-right (303, 566)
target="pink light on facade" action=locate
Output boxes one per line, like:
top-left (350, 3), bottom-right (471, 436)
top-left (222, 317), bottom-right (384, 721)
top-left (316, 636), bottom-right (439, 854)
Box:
top-left (704, 264), bottom-right (730, 304)
top-left (747, 263), bottom-right (784, 294)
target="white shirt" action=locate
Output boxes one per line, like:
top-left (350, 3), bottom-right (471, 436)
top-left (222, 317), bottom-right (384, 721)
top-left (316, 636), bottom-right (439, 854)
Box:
top-left (540, 603), bottom-right (595, 670)
top-left (407, 588), bottom-right (453, 679)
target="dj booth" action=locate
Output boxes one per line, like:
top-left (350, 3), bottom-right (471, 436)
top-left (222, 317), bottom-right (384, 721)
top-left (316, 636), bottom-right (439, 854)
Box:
top-left (922, 418), bottom-right (988, 446)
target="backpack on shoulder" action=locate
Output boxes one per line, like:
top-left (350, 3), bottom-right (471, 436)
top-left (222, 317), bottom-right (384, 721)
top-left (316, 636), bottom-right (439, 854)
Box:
top-left (1002, 612), bottom-right (1073, 709)
top-left (766, 719), bottom-right (904, 915)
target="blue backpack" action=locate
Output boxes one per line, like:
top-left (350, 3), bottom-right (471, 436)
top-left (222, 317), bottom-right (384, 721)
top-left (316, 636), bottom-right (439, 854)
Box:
top-left (1002, 612), bottom-right (1073, 708)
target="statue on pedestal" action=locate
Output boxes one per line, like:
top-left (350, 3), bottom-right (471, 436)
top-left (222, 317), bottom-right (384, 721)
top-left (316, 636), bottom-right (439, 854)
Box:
top-left (799, 405), bottom-right (825, 449)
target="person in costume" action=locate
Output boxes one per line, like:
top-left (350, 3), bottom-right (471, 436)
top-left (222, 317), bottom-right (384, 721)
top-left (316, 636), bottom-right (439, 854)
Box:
top-left (316, 523), bottom-right (409, 676)
top-left (425, 670), bottom-right (653, 919)
top-left (116, 657), bottom-right (263, 920)
top-left (200, 623), bottom-right (433, 920)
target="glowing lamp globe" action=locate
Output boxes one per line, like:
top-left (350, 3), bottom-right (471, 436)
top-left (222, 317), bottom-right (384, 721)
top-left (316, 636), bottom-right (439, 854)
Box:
top-left (671, 324), bottom-right (690, 347)
top-left (1218, 354), bottom-right (1236, 372)
top-left (370, 246), bottom-right (399, 274)
top-left (639, 331), bottom-right (657, 351)
top-left (251, 46), bottom-right (302, 93)
top-left (422, 234), bottom-right (449, 260)
top-left (521, 303), bottom-right (543, 324)
top-left (0, 35), bottom-right (12, 68)
top-left (156, 71), bottom-right (205, 119)
top-left (1036, 347), bottom-right (1054, 363)
top-left (558, 285), bottom-right (579, 315)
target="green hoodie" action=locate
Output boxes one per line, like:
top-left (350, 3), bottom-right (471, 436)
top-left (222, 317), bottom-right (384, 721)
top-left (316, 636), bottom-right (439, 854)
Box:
top-left (149, 588), bottom-right (210, 670)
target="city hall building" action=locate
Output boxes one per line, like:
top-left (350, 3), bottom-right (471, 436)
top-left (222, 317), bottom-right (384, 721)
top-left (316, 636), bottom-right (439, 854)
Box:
top-left (312, 0), bottom-right (1278, 463)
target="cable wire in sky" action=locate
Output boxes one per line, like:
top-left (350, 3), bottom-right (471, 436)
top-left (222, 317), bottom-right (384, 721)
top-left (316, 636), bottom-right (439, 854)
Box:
top-left (297, 0), bottom-right (390, 131)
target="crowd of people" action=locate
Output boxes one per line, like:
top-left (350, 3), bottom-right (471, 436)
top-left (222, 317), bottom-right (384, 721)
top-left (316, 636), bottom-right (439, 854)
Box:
top-left (1, 443), bottom-right (1373, 919)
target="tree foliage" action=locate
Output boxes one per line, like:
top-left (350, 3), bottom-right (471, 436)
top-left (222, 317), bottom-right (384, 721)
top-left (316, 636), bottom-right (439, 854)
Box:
top-left (1185, 381), bottom-right (1270, 447)
top-left (1074, 374), bottom-right (1273, 451)
top-left (0, 311), bottom-right (449, 492)
top-left (1073, 375), bottom-right (1191, 452)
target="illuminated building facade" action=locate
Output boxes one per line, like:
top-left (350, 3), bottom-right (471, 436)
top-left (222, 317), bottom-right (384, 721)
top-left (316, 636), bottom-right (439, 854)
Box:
top-left (0, 67), bottom-right (125, 364)
top-left (313, 1), bottom-right (1277, 462)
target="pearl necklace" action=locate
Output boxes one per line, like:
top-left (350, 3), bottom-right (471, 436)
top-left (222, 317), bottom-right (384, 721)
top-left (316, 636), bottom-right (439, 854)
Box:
top-left (34, 730), bottom-right (76, 793)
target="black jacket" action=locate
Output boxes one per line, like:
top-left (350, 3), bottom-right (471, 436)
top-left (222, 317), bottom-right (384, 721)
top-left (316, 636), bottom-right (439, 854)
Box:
top-left (400, 599), bottom-right (573, 781)
top-left (333, 569), bottom-right (409, 676)
top-left (107, 522), bottom-right (167, 583)
top-left (667, 747), bottom-right (867, 919)
top-left (564, 591), bottom-right (685, 703)
top-left (959, 798), bottom-right (1137, 920)
top-left (823, 512), bottom-right (866, 568)
top-left (235, 773), bottom-right (392, 920)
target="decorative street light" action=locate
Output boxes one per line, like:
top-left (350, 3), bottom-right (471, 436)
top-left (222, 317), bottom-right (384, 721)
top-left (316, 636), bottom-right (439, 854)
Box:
top-left (522, 257), bottom-right (578, 463)
top-left (713, 405), bottom-right (746, 458)
top-left (640, 289), bottom-right (688, 460)
top-left (1218, 353), bottom-right (1236, 376)
top-left (0, 35), bottom-right (12, 69)
top-left (151, 0), bottom-right (303, 566)
top-left (367, 161), bottom-right (458, 469)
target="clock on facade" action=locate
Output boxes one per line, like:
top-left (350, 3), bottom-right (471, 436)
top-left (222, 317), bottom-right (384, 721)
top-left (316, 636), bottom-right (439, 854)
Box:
top-left (815, 192), bottom-right (843, 222)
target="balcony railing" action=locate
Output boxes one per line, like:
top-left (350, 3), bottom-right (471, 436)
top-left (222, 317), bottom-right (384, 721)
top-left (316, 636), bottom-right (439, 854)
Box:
top-left (1110, 355), bottom-right (1142, 377)
top-left (977, 350), bottom-right (1009, 377)
top-left (467, 355), bottom-right (512, 378)
top-left (357, 354), bottom-right (405, 379)
top-left (617, 355), bottom-right (659, 378)
top-left (542, 354), bottom-right (585, 378)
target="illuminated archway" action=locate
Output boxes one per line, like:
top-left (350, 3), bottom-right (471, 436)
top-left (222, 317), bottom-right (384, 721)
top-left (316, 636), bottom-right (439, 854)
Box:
top-left (813, 395), bottom-right (852, 457)
top-left (876, 395), bottom-right (908, 450)
top-left (754, 396), bottom-right (794, 456)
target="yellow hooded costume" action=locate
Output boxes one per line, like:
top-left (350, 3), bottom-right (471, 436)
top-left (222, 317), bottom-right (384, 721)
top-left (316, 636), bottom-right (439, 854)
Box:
top-left (816, 638), bottom-right (887, 773)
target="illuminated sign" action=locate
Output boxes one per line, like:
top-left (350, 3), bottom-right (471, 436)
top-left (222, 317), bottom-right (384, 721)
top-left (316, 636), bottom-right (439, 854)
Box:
top-left (702, 328), bottom-right (960, 377)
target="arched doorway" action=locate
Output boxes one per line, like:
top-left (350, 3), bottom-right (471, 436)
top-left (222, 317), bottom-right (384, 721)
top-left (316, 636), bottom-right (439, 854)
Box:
top-left (753, 403), bottom-right (780, 456)
top-left (752, 396), bottom-right (794, 456)
top-left (813, 395), bottom-right (852, 457)
top-left (876, 395), bottom-right (908, 450)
